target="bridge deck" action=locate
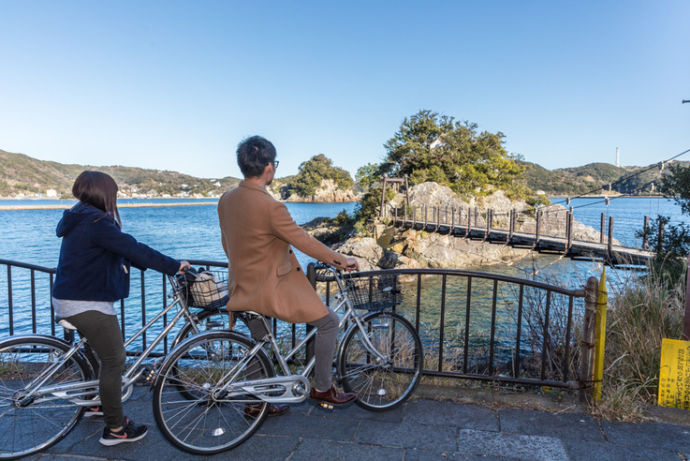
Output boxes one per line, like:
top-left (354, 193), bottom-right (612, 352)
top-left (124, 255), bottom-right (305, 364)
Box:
top-left (393, 218), bottom-right (654, 266)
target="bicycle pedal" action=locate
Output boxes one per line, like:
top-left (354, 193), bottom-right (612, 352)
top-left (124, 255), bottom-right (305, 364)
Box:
top-left (319, 402), bottom-right (334, 410)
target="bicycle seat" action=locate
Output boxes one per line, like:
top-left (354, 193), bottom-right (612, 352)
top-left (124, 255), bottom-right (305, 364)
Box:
top-left (55, 316), bottom-right (78, 331)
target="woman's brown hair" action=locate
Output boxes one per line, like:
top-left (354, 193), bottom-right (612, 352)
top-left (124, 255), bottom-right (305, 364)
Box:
top-left (72, 171), bottom-right (122, 227)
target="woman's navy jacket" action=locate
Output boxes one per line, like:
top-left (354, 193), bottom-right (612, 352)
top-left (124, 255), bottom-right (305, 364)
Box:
top-left (52, 201), bottom-right (180, 302)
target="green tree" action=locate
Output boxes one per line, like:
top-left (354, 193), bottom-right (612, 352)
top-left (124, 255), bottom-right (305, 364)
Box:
top-left (379, 109), bottom-right (527, 198)
top-left (286, 154), bottom-right (353, 197)
top-left (355, 163), bottom-right (381, 191)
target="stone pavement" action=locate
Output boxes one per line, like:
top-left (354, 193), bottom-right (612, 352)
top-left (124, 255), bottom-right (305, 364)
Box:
top-left (26, 387), bottom-right (690, 461)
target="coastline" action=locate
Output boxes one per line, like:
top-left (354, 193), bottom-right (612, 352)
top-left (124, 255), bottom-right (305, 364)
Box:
top-left (0, 201), bottom-right (219, 211)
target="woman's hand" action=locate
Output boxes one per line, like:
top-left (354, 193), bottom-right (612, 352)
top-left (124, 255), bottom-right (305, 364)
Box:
top-left (343, 256), bottom-right (359, 272)
top-left (178, 260), bottom-right (191, 273)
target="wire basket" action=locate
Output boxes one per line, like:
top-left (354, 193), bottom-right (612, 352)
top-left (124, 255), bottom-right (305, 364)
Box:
top-left (345, 274), bottom-right (400, 311)
top-left (181, 269), bottom-right (230, 310)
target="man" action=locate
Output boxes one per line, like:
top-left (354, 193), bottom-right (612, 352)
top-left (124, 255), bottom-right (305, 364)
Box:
top-left (217, 135), bottom-right (358, 414)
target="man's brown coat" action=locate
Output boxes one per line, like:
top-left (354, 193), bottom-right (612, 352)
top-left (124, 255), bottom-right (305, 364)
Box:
top-left (217, 181), bottom-right (346, 323)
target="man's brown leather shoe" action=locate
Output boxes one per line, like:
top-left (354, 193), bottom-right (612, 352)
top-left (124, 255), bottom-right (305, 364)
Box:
top-left (244, 403), bottom-right (290, 418)
top-left (309, 386), bottom-right (356, 406)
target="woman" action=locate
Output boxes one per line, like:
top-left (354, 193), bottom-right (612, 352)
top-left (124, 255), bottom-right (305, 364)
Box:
top-left (52, 171), bottom-right (190, 446)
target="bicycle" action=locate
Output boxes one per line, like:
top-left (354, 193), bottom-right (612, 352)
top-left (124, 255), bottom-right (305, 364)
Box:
top-left (0, 268), bottom-right (229, 460)
top-left (0, 263), bottom-right (423, 458)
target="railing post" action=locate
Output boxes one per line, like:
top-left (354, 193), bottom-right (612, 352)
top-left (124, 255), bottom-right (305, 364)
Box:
top-left (435, 206), bottom-right (440, 231)
top-left (413, 205), bottom-right (417, 229)
top-left (658, 217), bottom-right (665, 253)
top-left (474, 207), bottom-right (479, 230)
top-left (424, 205), bottom-right (428, 229)
top-left (394, 206), bottom-right (398, 224)
top-left (451, 207), bottom-right (455, 234)
top-left (580, 276), bottom-right (599, 400)
top-left (567, 208), bottom-right (573, 251)
top-left (643, 215), bottom-right (649, 250)
top-left (535, 210), bottom-right (541, 248)
top-left (306, 263), bottom-right (317, 362)
top-left (485, 209), bottom-right (491, 240)
top-left (607, 216), bottom-right (614, 262)
top-left (600, 213), bottom-right (605, 244)
top-left (404, 203), bottom-right (408, 226)
top-left (379, 177), bottom-right (387, 218)
top-left (465, 207), bottom-right (471, 237)
top-left (683, 253), bottom-right (690, 341)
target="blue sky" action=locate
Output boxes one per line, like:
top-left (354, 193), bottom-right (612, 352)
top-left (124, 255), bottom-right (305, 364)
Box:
top-left (1, 1), bottom-right (688, 179)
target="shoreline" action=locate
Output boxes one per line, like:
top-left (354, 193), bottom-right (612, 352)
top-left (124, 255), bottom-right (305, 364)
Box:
top-left (0, 201), bottom-right (219, 211)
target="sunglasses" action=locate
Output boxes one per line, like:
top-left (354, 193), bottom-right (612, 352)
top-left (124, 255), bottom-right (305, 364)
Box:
top-left (271, 161), bottom-right (279, 169)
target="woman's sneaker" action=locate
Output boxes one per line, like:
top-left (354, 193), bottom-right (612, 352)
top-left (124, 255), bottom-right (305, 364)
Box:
top-left (84, 405), bottom-right (104, 417)
top-left (99, 417), bottom-right (148, 446)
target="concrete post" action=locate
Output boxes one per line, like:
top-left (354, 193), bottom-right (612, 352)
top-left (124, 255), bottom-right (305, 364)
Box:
top-left (600, 213), bottom-right (605, 244)
top-left (643, 215), bottom-right (649, 250)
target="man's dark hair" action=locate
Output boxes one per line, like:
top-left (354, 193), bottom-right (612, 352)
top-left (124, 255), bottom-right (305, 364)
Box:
top-left (236, 136), bottom-right (277, 178)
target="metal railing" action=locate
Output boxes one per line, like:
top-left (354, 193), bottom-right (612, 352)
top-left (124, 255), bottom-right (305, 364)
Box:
top-left (1, 258), bottom-right (590, 389)
top-left (309, 265), bottom-right (588, 389)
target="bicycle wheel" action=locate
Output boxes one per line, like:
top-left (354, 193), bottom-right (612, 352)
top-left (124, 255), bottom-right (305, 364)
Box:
top-left (153, 331), bottom-right (274, 455)
top-left (0, 335), bottom-right (92, 460)
top-left (171, 309), bottom-right (233, 349)
top-left (337, 311), bottom-right (423, 411)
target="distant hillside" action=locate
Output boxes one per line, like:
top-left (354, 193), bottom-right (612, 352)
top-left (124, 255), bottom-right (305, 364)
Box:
top-left (521, 160), bottom-right (689, 196)
top-left (0, 149), bottom-right (241, 198)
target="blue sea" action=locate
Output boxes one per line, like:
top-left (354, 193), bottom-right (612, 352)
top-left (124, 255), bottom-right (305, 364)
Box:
top-left (1, 196), bottom-right (688, 359)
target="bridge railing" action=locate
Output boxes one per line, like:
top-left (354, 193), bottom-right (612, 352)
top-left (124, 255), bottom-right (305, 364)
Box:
top-left (1, 258), bottom-right (592, 390)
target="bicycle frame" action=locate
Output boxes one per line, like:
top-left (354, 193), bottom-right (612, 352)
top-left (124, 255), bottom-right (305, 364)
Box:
top-left (13, 276), bottom-right (203, 407)
top-left (213, 268), bottom-right (387, 397)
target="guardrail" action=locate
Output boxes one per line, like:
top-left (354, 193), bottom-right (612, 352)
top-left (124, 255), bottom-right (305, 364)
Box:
top-left (1, 258), bottom-right (592, 389)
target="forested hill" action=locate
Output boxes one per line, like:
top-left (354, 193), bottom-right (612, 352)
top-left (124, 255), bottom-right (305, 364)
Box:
top-left (520, 160), bottom-right (690, 196)
top-left (1, 148), bottom-right (687, 199)
top-left (0, 149), bottom-right (241, 198)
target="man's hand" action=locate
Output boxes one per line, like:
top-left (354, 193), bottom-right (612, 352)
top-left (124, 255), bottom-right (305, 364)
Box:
top-left (178, 260), bottom-right (191, 273)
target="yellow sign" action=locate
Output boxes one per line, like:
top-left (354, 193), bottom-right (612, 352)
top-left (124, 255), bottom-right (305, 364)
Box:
top-left (658, 338), bottom-right (690, 409)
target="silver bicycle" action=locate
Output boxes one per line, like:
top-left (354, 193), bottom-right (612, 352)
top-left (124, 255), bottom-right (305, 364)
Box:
top-left (0, 263), bottom-right (423, 457)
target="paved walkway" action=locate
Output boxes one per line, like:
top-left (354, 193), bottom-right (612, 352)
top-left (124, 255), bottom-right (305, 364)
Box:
top-left (28, 388), bottom-right (690, 461)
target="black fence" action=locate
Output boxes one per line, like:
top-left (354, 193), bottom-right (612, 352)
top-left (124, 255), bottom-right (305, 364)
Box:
top-left (1, 258), bottom-right (589, 389)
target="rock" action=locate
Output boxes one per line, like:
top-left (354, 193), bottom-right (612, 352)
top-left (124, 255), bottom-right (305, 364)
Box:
top-left (376, 227), bottom-right (396, 248)
top-left (284, 179), bottom-right (359, 202)
top-left (377, 250), bottom-right (399, 269)
top-left (334, 237), bottom-right (383, 262)
top-left (303, 216), bottom-right (353, 245)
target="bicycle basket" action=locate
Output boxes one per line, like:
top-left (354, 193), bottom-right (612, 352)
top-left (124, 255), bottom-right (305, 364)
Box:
top-left (184, 269), bottom-right (229, 310)
top-left (345, 274), bottom-right (400, 311)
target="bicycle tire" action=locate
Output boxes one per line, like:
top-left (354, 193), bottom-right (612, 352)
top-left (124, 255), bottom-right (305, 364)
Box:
top-left (337, 311), bottom-right (423, 411)
top-left (0, 335), bottom-right (92, 460)
top-left (152, 331), bottom-right (274, 455)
